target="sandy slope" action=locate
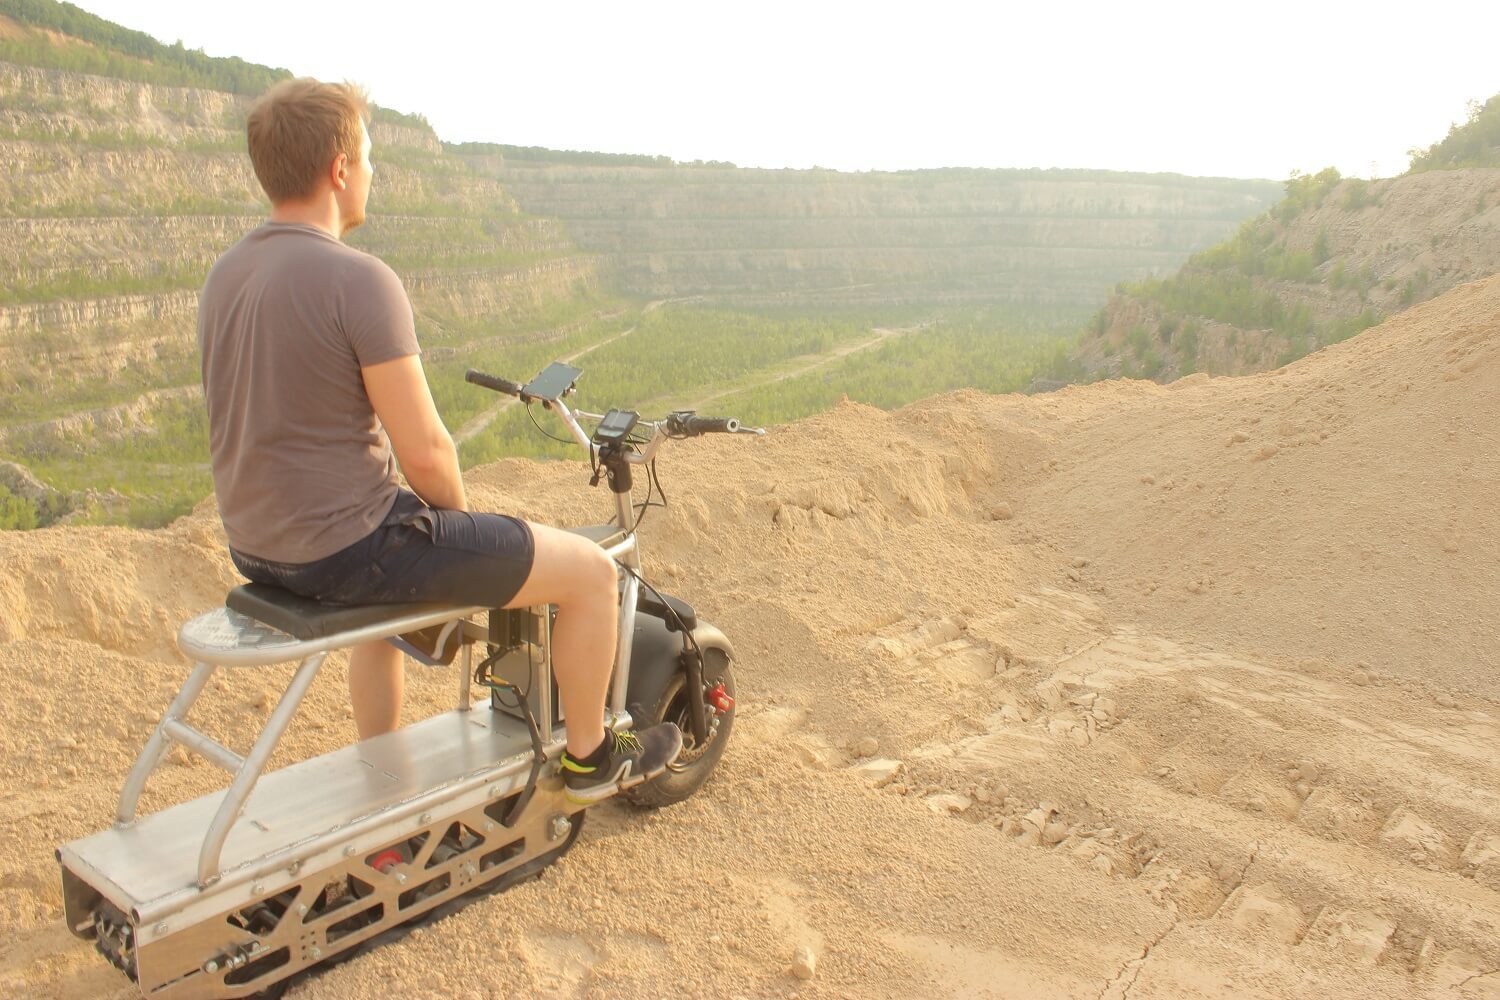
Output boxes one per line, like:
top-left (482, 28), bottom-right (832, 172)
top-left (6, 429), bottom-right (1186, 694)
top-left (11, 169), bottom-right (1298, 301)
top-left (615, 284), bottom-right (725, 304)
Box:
top-left (1, 274), bottom-right (1497, 998)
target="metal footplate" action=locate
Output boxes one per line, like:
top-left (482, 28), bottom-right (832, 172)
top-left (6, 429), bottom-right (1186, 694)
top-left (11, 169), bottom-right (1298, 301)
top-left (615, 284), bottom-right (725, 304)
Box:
top-left (57, 601), bottom-right (596, 998)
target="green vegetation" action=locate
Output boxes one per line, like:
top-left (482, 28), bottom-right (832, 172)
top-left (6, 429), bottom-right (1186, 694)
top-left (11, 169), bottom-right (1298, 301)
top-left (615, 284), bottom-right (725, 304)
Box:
top-left (721, 317), bottom-right (1070, 427)
top-left (448, 142), bottom-right (735, 169)
top-left (0, 261), bottom-right (208, 306)
top-left (1408, 94), bottom-right (1500, 172)
top-left (0, 0), bottom-right (288, 93)
top-left (0, 484), bottom-right (39, 530)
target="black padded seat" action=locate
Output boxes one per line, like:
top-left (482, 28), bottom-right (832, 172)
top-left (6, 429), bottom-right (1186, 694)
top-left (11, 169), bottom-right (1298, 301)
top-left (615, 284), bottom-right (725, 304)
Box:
top-left (566, 522), bottom-right (627, 548)
top-left (226, 583), bottom-right (453, 642)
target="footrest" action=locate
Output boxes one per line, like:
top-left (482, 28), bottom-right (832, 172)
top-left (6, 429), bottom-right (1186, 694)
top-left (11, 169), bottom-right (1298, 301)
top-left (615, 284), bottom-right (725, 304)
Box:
top-left (227, 583), bottom-right (448, 642)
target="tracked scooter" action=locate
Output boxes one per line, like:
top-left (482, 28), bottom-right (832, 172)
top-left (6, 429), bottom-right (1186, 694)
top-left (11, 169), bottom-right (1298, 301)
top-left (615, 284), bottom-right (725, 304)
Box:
top-left (56, 362), bottom-right (760, 998)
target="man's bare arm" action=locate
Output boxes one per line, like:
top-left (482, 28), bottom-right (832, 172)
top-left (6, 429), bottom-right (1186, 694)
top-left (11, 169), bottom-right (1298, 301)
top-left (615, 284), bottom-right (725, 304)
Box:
top-left (362, 354), bottom-right (468, 511)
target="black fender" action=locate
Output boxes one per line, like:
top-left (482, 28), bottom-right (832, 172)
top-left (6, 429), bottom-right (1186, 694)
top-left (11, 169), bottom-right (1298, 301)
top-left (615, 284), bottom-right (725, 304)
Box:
top-left (624, 608), bottom-right (734, 723)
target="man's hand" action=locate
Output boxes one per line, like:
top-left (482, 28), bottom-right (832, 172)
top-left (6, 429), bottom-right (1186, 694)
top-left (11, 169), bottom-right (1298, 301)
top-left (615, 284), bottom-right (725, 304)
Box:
top-left (362, 354), bottom-right (468, 511)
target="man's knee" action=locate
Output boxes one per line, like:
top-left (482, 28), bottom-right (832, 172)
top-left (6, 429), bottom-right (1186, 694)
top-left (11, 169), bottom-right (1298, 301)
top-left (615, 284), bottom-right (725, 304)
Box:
top-left (580, 543), bottom-right (618, 603)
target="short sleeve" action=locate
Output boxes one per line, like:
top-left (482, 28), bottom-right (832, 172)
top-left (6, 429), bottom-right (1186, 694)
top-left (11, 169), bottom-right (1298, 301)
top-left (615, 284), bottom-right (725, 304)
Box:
top-left (340, 255), bottom-right (420, 368)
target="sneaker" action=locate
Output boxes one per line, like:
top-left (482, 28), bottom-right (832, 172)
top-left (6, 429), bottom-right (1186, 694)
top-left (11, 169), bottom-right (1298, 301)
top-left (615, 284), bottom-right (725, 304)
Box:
top-left (561, 723), bottom-right (684, 805)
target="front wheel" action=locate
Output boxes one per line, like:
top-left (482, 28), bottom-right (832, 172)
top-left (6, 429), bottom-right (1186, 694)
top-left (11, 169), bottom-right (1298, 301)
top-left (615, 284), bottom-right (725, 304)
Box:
top-left (623, 650), bottom-right (735, 808)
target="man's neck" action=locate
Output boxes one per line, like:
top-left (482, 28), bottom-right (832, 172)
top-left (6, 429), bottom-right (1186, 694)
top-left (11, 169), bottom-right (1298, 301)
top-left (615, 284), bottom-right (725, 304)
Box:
top-left (269, 198), bottom-right (342, 239)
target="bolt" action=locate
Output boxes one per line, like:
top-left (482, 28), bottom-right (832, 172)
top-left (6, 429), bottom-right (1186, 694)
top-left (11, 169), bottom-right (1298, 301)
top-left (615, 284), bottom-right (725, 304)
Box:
top-left (154, 921), bottom-right (168, 935)
top-left (394, 872), bottom-right (408, 885)
top-left (251, 882), bottom-right (264, 895)
top-left (288, 860), bottom-right (302, 875)
top-left (250, 941), bottom-right (263, 954)
top-left (202, 959), bottom-right (220, 974)
top-left (309, 946), bottom-right (322, 961)
top-left (547, 815), bottom-right (572, 841)
top-left (461, 861), bottom-right (477, 878)
top-left (419, 811), bottom-right (432, 824)
top-left (343, 845), bottom-right (356, 857)
top-left (297, 903), bottom-right (309, 917)
top-left (483, 820), bottom-right (495, 832)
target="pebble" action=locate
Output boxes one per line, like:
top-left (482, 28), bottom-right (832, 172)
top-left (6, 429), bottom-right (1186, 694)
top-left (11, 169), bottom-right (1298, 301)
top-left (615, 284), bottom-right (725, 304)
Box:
top-left (925, 793), bottom-right (972, 815)
top-left (1041, 821), bottom-right (1069, 846)
top-left (1230, 430), bottom-right (1251, 444)
top-left (1253, 444), bottom-right (1279, 461)
top-left (988, 502), bottom-right (1014, 521)
top-left (1072, 557), bottom-right (1090, 568)
top-left (850, 758), bottom-right (902, 787)
top-left (792, 945), bottom-right (817, 980)
top-left (851, 736), bottom-right (879, 758)
top-left (1351, 670), bottom-right (1370, 686)
top-left (1435, 694), bottom-right (1459, 709)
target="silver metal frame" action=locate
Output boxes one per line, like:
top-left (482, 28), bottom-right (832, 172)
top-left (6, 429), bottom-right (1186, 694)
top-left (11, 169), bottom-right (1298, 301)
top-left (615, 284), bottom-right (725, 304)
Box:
top-left (57, 385), bottom-right (751, 998)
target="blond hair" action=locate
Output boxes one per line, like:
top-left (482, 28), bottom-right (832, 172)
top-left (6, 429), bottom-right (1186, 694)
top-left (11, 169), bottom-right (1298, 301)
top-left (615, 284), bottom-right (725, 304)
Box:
top-left (246, 78), bottom-right (370, 203)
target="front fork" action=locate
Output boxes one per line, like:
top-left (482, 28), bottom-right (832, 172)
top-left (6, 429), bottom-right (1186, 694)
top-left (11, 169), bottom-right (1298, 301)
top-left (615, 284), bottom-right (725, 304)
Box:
top-left (681, 647), bottom-right (708, 745)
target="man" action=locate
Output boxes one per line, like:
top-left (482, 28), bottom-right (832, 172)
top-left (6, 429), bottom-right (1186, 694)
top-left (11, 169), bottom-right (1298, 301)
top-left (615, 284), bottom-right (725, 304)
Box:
top-left (197, 78), bottom-right (680, 805)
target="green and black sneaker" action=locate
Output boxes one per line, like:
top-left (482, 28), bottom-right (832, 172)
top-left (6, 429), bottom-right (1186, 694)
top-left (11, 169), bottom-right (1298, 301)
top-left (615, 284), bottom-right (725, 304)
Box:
top-left (561, 723), bottom-right (684, 805)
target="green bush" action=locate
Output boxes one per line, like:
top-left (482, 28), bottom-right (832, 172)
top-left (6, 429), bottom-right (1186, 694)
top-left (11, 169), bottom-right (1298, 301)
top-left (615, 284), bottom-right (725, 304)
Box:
top-left (0, 485), bottom-right (39, 530)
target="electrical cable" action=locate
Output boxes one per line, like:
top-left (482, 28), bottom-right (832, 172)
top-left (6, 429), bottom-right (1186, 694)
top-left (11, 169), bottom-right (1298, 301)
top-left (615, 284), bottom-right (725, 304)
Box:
top-left (526, 401), bottom-right (576, 445)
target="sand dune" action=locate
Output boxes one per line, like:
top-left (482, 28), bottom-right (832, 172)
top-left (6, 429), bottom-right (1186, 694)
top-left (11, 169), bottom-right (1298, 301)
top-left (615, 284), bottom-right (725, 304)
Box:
top-left (2, 273), bottom-right (1497, 998)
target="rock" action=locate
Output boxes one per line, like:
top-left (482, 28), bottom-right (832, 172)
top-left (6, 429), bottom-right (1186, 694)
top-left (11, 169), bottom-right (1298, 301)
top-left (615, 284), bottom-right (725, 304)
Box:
top-left (1350, 670), bottom-right (1370, 686)
top-left (791, 945), bottom-right (817, 981)
top-left (1229, 885), bottom-right (1305, 944)
top-left (1317, 908), bottom-right (1396, 966)
top-left (1071, 556), bottom-right (1090, 568)
top-left (1068, 691), bottom-right (1097, 708)
top-left (925, 793), bottom-right (972, 814)
top-left (1253, 443), bottom-right (1279, 461)
top-left (1095, 697), bottom-right (1119, 719)
top-left (998, 704), bottom-right (1024, 723)
top-left (850, 736), bottom-right (879, 758)
top-left (1461, 832), bottom-right (1500, 872)
top-left (1041, 821), bottom-right (1069, 846)
top-left (1379, 809), bottom-right (1445, 856)
top-left (1069, 727), bottom-right (1091, 748)
top-left (1035, 681), bottom-right (1066, 710)
top-left (1294, 759), bottom-right (1320, 783)
top-left (1090, 854), bottom-right (1116, 876)
top-left (1022, 808), bottom-right (1052, 833)
top-left (988, 502), bottom-right (1014, 521)
top-left (850, 758), bottom-right (902, 787)
top-left (167, 747), bottom-right (191, 767)
top-left (1229, 430), bottom-right (1251, 444)
top-left (1435, 693), bottom-right (1459, 709)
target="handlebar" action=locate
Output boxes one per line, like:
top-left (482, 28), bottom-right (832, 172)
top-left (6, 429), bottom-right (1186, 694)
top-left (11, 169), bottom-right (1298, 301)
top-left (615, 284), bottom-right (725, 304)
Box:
top-left (465, 369), bottom-right (525, 397)
top-left (666, 412), bottom-right (740, 436)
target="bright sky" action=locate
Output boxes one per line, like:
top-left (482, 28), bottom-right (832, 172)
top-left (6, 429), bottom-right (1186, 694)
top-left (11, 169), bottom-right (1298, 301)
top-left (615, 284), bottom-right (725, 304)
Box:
top-left (73, 0), bottom-right (1500, 181)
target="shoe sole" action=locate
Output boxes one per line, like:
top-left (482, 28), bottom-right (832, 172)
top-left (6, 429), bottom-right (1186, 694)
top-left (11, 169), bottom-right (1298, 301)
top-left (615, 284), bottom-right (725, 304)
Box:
top-left (562, 733), bottom-right (684, 806)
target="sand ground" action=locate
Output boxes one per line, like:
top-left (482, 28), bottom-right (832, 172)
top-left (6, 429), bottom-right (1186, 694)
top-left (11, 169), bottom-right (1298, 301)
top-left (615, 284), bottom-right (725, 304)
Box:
top-left (1, 273), bottom-right (1497, 998)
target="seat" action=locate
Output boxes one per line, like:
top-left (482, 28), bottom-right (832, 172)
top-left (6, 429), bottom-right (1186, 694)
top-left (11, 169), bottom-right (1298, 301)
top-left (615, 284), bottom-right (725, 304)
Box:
top-left (226, 583), bottom-right (453, 642)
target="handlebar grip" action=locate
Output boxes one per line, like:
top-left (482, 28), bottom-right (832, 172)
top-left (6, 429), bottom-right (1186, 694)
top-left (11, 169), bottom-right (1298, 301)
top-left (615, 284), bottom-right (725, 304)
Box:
top-left (465, 370), bottom-right (524, 396)
top-left (675, 414), bottom-right (740, 436)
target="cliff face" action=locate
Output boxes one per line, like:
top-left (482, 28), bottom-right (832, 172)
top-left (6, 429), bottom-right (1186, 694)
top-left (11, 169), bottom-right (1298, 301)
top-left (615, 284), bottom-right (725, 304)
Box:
top-left (0, 56), bottom-right (600, 524)
top-left (465, 155), bottom-right (1281, 309)
top-left (1073, 166), bottom-right (1500, 380)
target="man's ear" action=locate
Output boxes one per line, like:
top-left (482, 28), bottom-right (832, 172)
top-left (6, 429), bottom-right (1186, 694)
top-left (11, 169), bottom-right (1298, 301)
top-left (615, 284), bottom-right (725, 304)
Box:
top-left (330, 152), bottom-right (349, 192)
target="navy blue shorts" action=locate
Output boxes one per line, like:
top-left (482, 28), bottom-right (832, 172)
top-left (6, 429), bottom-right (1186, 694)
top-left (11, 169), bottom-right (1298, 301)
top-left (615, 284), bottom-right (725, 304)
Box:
top-left (230, 489), bottom-right (535, 610)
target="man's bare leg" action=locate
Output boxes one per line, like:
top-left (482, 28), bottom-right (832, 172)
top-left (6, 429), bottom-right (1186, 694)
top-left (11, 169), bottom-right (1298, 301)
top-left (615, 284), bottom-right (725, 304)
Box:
top-left (503, 523), bottom-right (618, 758)
top-left (349, 640), bottom-right (403, 739)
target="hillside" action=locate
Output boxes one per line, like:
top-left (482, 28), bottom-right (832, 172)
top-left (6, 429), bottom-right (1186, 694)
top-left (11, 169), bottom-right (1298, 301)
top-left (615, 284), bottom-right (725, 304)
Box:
top-left (0, 1), bottom-right (1285, 535)
top-left (464, 147), bottom-right (1281, 312)
top-left (1071, 96), bottom-right (1500, 382)
top-left (1, 273), bottom-right (1496, 998)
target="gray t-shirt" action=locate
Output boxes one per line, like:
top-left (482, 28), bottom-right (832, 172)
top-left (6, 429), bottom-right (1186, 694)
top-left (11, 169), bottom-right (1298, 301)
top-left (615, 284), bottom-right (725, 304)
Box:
top-left (198, 222), bottom-right (420, 563)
